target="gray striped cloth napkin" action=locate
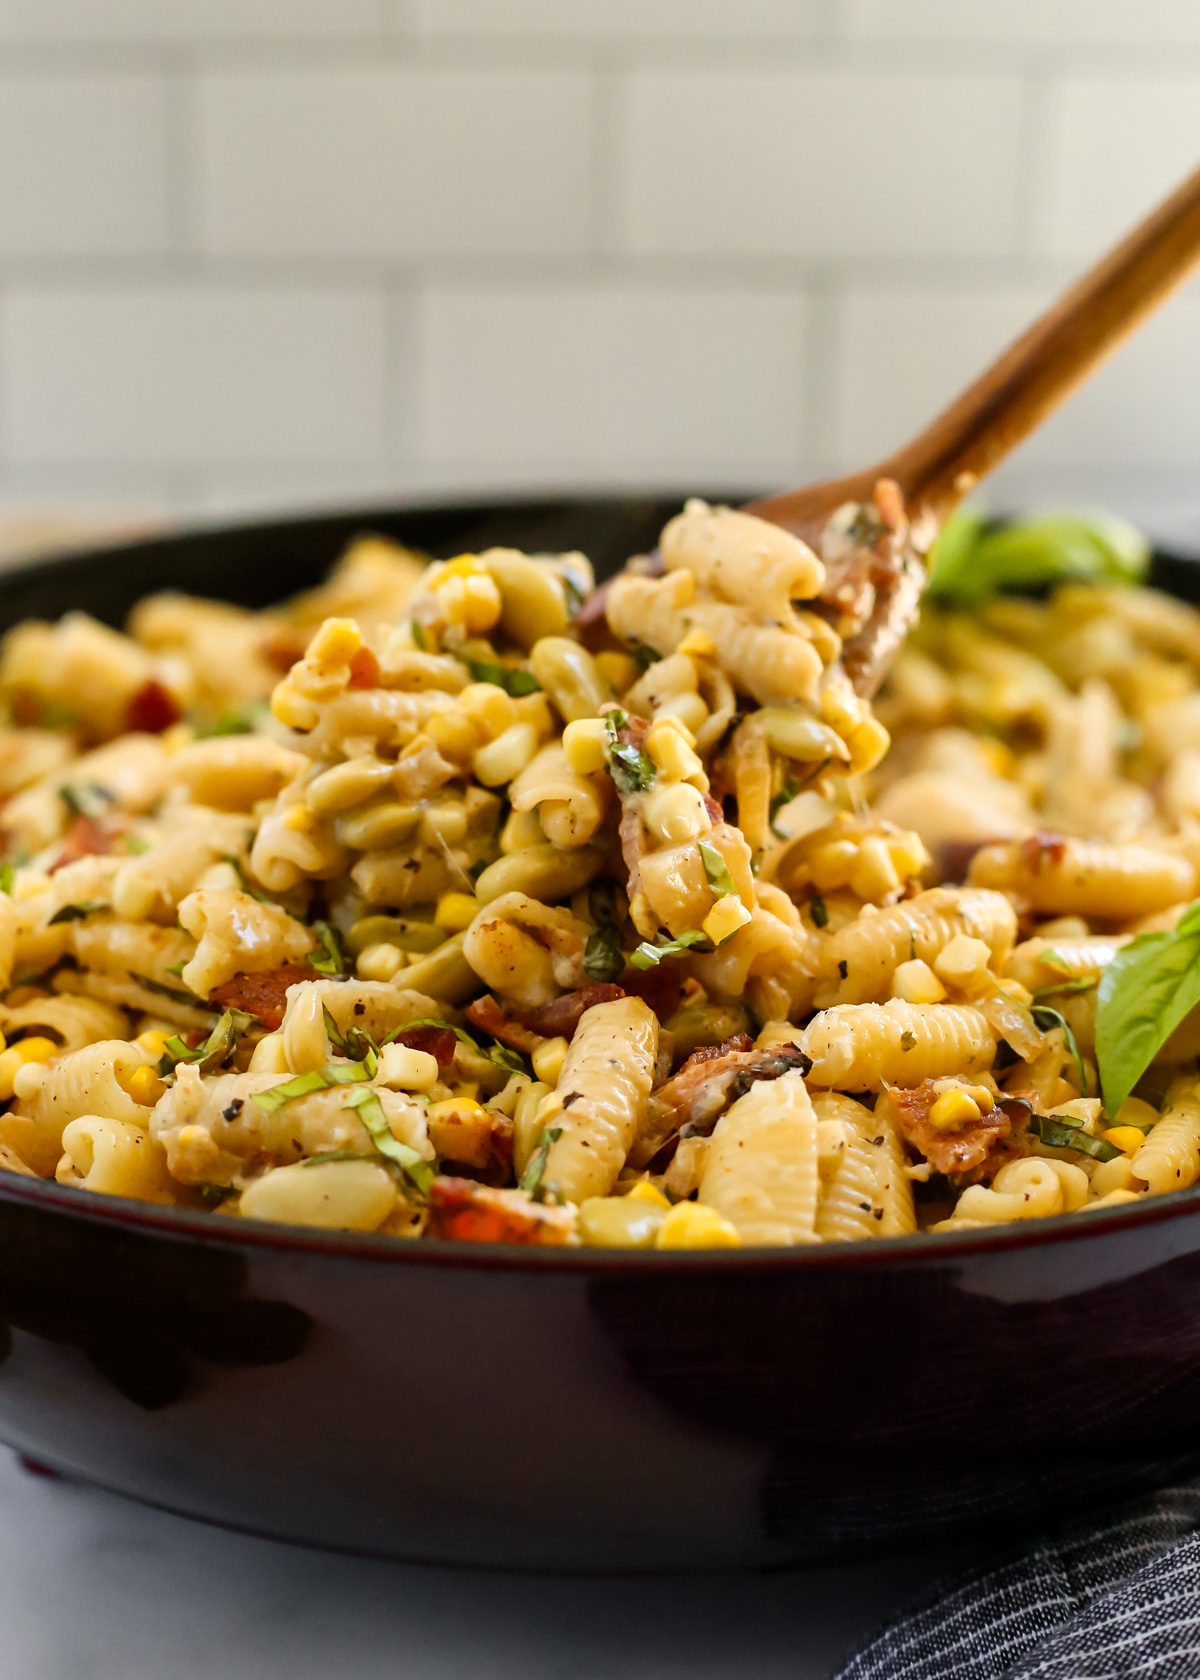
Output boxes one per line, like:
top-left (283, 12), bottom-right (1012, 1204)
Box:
top-left (832, 1484), bottom-right (1200, 1679)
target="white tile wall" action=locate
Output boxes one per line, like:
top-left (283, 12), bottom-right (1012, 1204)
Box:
top-left (0, 0), bottom-right (1194, 545)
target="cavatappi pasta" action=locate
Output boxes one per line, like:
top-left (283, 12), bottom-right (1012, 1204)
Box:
top-left (5, 500), bottom-right (1200, 1248)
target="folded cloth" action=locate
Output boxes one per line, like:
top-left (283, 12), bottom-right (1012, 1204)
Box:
top-left (833, 1483), bottom-right (1200, 1679)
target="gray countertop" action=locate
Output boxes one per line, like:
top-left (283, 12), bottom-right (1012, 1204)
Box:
top-left (0, 1449), bottom-right (949, 1679)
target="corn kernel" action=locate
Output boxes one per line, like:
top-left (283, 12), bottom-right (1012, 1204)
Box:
top-left (357, 942), bottom-right (406, 982)
top-left (473, 721), bottom-right (539, 788)
top-left (1115, 1096), bottom-right (1159, 1130)
top-left (12, 1036), bottom-right (56, 1064)
top-left (966, 1085), bottom-right (996, 1114)
top-left (891, 958), bottom-right (946, 1005)
top-left (307, 617), bottom-right (361, 666)
top-left (887, 831), bottom-right (930, 880)
top-left (928, 1089), bottom-right (982, 1130)
top-left (436, 553), bottom-right (486, 581)
top-left (703, 895), bottom-right (752, 945)
top-left (646, 720), bottom-right (705, 786)
top-left (676, 628), bottom-right (717, 659)
top-left (847, 716), bottom-right (890, 774)
top-left (426, 1097), bottom-right (486, 1124)
top-left (135, 1028), bottom-right (173, 1058)
top-left (808, 838), bottom-right (859, 892)
top-left (0, 1036), bottom-right (58, 1102)
top-left (434, 575), bottom-right (468, 626)
top-left (626, 1179), bottom-right (672, 1209)
top-left (281, 802), bottom-right (315, 833)
top-left (934, 934), bottom-right (992, 987)
top-left (531, 1036), bottom-right (568, 1084)
top-left (849, 835), bottom-right (902, 902)
top-left (656, 1201), bottom-right (741, 1249)
top-left (124, 1065), bottom-right (165, 1107)
top-left (270, 681), bottom-right (320, 732)
top-left (562, 717), bottom-right (609, 776)
top-left (377, 1043), bottom-right (440, 1091)
top-left (1101, 1125), bottom-right (1147, 1155)
top-left (436, 892), bottom-right (478, 933)
top-left (594, 650), bottom-right (640, 695)
top-left (461, 572), bottom-right (503, 635)
top-left (643, 782), bottom-right (710, 846)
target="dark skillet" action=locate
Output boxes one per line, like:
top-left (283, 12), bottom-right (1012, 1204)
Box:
top-left (1, 495), bottom-right (1199, 1573)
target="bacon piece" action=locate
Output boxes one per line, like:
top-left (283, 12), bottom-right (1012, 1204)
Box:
top-left (260, 631), bottom-right (309, 674)
top-left (520, 984), bottom-right (626, 1041)
top-left (390, 1024), bottom-right (457, 1067)
top-left (887, 1079), bottom-right (1026, 1180)
top-left (48, 814), bottom-right (112, 872)
top-left (426, 1177), bottom-right (576, 1246)
top-left (677, 1033), bottom-right (755, 1072)
top-left (618, 964), bottom-right (683, 1023)
top-left (1021, 831), bottom-right (1071, 872)
top-left (632, 1043), bottom-right (810, 1168)
top-left (124, 679), bottom-right (181, 735)
top-left (465, 995), bottom-right (542, 1054)
top-left (347, 646), bottom-right (380, 690)
top-left (209, 963), bottom-right (321, 1031)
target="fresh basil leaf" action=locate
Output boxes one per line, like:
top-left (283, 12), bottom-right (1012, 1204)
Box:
top-left (135, 972), bottom-right (203, 1006)
top-left (343, 1086), bottom-right (434, 1191)
top-left (0, 864), bottom-right (12, 895)
top-left (167, 958), bottom-right (188, 979)
top-left (467, 659), bottom-right (541, 697)
top-left (467, 858), bottom-right (488, 881)
top-left (808, 894), bottom-right (828, 929)
top-left (768, 779), bottom-right (799, 837)
top-left (519, 1125), bottom-right (563, 1199)
top-left (698, 841), bottom-right (736, 897)
top-left (199, 1184), bottom-right (233, 1204)
top-left (583, 921), bottom-right (625, 983)
top-left (607, 740), bottom-right (655, 795)
top-left (1031, 1112), bottom-right (1120, 1163)
top-left (1031, 1003), bottom-right (1089, 1097)
top-left (157, 1008), bottom-right (253, 1078)
top-left (629, 643), bottom-right (660, 673)
top-left (302, 1149), bottom-right (370, 1167)
top-left (122, 834), bottom-right (152, 856)
top-left (195, 708), bottom-right (259, 738)
top-left (561, 573), bottom-right (585, 620)
top-left (59, 782), bottom-right (113, 821)
top-left (928, 508), bottom-right (1149, 609)
top-left (1031, 976), bottom-right (1097, 1000)
top-left (410, 621), bottom-right (428, 652)
top-left (1095, 900), bottom-right (1200, 1115)
top-left (48, 900), bottom-right (106, 924)
top-left (605, 708), bottom-right (629, 732)
top-left (629, 929), bottom-right (710, 970)
top-left (310, 920), bottom-right (345, 977)
top-left (251, 1060), bottom-right (371, 1112)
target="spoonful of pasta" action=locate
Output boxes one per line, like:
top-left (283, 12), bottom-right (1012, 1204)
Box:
top-left (667, 157), bottom-right (1200, 700)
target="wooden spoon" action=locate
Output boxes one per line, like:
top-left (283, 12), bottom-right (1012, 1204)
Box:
top-left (747, 158), bottom-right (1200, 695)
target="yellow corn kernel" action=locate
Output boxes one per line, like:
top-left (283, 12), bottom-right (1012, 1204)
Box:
top-left (891, 958), bottom-right (946, 1005)
top-left (12, 1036), bottom-right (56, 1065)
top-left (594, 651), bottom-right (640, 696)
top-left (643, 782), bottom-right (710, 846)
top-left (934, 934), bottom-right (992, 987)
top-left (473, 721), bottom-right (539, 788)
top-left (270, 680), bottom-right (320, 732)
top-left (1101, 1125), bottom-right (1147, 1155)
top-left (435, 892), bottom-right (478, 933)
top-left (807, 838), bottom-right (859, 892)
top-left (656, 1201), bottom-right (741, 1249)
top-left (124, 1065), bottom-right (165, 1107)
top-left (703, 895), bottom-right (752, 945)
top-left (0, 1037), bottom-right (57, 1102)
top-left (646, 719), bottom-right (705, 785)
top-left (848, 835), bottom-right (902, 902)
top-left (887, 831), bottom-right (930, 880)
top-left (434, 575), bottom-right (468, 626)
top-left (562, 717), bottom-right (610, 776)
top-left (626, 1179), bottom-right (672, 1209)
top-left (461, 572), bottom-right (503, 635)
top-left (281, 802), bottom-right (315, 833)
top-left (676, 628), bottom-right (717, 659)
top-left (531, 1035), bottom-right (569, 1085)
top-left (1115, 1096), bottom-right (1159, 1130)
top-left (437, 553), bottom-right (485, 581)
top-left (847, 716), bottom-right (890, 774)
top-left (307, 617), bottom-right (361, 666)
top-left (135, 1028), bottom-right (172, 1058)
top-left (966, 1084), bottom-right (996, 1114)
top-left (357, 942), bottom-right (406, 982)
top-left (928, 1089), bottom-right (982, 1131)
top-left (427, 1097), bottom-right (486, 1125)
top-left (377, 1043), bottom-right (440, 1091)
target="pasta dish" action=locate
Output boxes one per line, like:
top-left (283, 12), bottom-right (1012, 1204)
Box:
top-left (0, 489), bottom-right (1197, 1249)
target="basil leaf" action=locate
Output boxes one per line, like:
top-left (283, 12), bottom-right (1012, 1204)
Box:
top-left (467, 659), bottom-right (541, 697)
top-left (310, 921), bottom-right (345, 977)
top-left (629, 929), bottom-right (710, 970)
top-left (410, 621), bottom-right (428, 652)
top-left (1095, 900), bottom-right (1200, 1116)
top-left (166, 958), bottom-right (188, 979)
top-left (809, 894), bottom-right (828, 929)
top-left (928, 508), bottom-right (1149, 608)
top-left (629, 643), bottom-right (660, 673)
top-left (0, 864), bottom-right (12, 895)
top-left (60, 782), bottom-right (113, 821)
top-left (583, 921), bottom-right (625, 984)
top-left (1031, 1003), bottom-right (1089, 1097)
top-left (608, 741), bottom-right (655, 795)
top-left (1031, 1112), bottom-right (1120, 1163)
top-left (519, 1125), bottom-right (563, 1199)
top-left (134, 972), bottom-right (201, 1006)
top-left (251, 1060), bottom-right (371, 1112)
top-left (343, 1086), bottom-right (434, 1191)
top-left (157, 1008), bottom-right (253, 1078)
top-left (769, 779), bottom-right (799, 837)
top-left (1031, 976), bottom-right (1097, 1000)
top-left (302, 1149), bottom-right (370, 1167)
top-left (698, 841), bottom-right (736, 897)
top-left (195, 709), bottom-right (259, 738)
top-left (562, 574), bottom-right (585, 620)
top-left (48, 900), bottom-right (106, 924)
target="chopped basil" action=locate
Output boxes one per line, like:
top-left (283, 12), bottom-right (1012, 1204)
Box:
top-left (467, 659), bottom-right (542, 697)
top-left (250, 1060), bottom-right (372, 1112)
top-left (309, 920), bottom-right (345, 977)
top-left (1095, 900), bottom-right (1200, 1116)
top-left (135, 973), bottom-right (202, 1006)
top-left (199, 1184), bottom-right (233, 1204)
top-left (629, 929), bottom-right (711, 970)
top-left (48, 900), bottom-right (106, 924)
top-left (343, 1086), bottom-right (434, 1192)
top-left (195, 709), bottom-right (259, 738)
top-left (157, 1008), bottom-right (254, 1078)
top-left (122, 834), bottom-right (152, 856)
top-left (583, 920), bottom-right (625, 984)
top-left (900, 1030), bottom-right (917, 1052)
top-left (0, 864), bottom-right (12, 896)
top-left (809, 894), bottom-right (828, 929)
top-left (467, 859), bottom-right (488, 881)
top-left (603, 711), bottom-right (655, 794)
top-left (301, 1149), bottom-right (369, 1167)
top-left (398, 1014), bottom-right (524, 1078)
top-left (562, 574), bottom-right (585, 620)
top-left (698, 841), bottom-right (736, 897)
top-left (410, 621), bottom-right (428, 652)
top-left (1031, 1003), bottom-right (1089, 1096)
top-left (768, 779), bottom-right (799, 837)
top-left (629, 642), bottom-right (661, 673)
top-left (519, 1125), bottom-right (563, 1200)
top-left (167, 958), bottom-right (187, 978)
top-left (928, 507), bottom-right (1149, 609)
top-left (1031, 1112), bottom-right (1120, 1163)
top-left (60, 782), bottom-right (113, 821)
top-left (1031, 976), bottom-right (1097, 1000)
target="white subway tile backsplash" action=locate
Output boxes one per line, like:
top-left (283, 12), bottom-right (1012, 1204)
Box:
top-left (1, 289), bottom-right (388, 465)
top-left (0, 0), bottom-right (383, 39)
top-left (849, 0), bottom-right (1200, 46)
top-left (0, 76), bottom-right (167, 256)
top-left (416, 287), bottom-right (807, 481)
top-left (1039, 76), bottom-right (1200, 260)
top-left (619, 71), bottom-right (1024, 258)
top-left (198, 70), bottom-right (594, 258)
top-left (413, 0), bottom-right (819, 39)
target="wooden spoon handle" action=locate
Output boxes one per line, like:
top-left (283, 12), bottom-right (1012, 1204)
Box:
top-left (753, 158), bottom-right (1200, 536)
